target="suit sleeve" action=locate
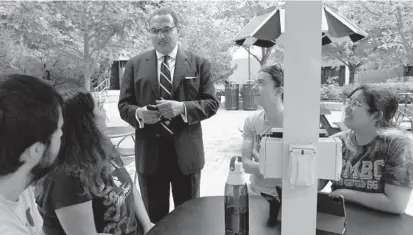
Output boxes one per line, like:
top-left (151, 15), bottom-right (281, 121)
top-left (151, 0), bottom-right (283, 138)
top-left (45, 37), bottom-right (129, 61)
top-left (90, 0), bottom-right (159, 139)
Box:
top-left (182, 58), bottom-right (219, 125)
top-left (118, 59), bottom-right (139, 128)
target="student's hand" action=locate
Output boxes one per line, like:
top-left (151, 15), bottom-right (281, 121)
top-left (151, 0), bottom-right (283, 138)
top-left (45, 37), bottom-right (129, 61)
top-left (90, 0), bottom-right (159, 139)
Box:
top-left (252, 149), bottom-right (260, 161)
top-left (143, 222), bottom-right (154, 234)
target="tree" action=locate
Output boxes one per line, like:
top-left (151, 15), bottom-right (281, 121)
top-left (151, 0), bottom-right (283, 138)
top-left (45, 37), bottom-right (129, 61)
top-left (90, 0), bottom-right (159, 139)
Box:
top-left (1, 1), bottom-right (156, 90)
top-left (323, 0), bottom-right (413, 83)
top-left (322, 40), bottom-right (380, 84)
top-left (231, 0), bottom-right (282, 67)
top-left (156, 0), bottom-right (264, 83)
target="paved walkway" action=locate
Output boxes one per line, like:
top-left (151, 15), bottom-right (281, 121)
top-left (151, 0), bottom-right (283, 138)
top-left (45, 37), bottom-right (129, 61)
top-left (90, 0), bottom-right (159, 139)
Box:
top-left (103, 93), bottom-right (413, 215)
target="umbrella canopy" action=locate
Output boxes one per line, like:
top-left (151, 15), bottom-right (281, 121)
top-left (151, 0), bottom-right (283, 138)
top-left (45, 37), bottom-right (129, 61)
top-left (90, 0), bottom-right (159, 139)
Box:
top-left (233, 4), bottom-right (367, 47)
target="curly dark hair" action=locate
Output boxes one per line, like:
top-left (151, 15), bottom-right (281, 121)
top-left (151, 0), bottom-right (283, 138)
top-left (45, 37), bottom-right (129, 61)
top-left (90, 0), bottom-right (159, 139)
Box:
top-left (52, 88), bottom-right (114, 197)
top-left (347, 84), bottom-right (399, 128)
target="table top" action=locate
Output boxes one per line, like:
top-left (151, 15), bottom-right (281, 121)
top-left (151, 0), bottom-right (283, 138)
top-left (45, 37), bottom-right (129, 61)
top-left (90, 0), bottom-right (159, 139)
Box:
top-left (105, 126), bottom-right (135, 138)
top-left (147, 196), bottom-right (413, 235)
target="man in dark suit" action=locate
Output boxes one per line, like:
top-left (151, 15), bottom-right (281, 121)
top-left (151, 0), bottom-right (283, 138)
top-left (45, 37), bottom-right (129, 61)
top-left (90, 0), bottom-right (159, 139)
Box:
top-left (118, 8), bottom-right (219, 223)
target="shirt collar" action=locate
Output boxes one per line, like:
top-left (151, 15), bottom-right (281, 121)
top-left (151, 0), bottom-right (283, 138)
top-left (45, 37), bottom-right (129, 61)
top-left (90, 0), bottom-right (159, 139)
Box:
top-left (156, 45), bottom-right (178, 61)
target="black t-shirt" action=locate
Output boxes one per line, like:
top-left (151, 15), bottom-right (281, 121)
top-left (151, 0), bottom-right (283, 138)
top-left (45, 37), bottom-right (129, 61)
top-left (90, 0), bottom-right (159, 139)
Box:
top-left (35, 156), bottom-right (142, 235)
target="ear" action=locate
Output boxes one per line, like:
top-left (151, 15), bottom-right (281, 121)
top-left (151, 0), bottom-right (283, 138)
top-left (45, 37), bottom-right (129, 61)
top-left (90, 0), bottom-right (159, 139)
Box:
top-left (19, 142), bottom-right (46, 165)
top-left (275, 86), bottom-right (284, 96)
top-left (375, 111), bottom-right (383, 120)
top-left (371, 111), bottom-right (383, 125)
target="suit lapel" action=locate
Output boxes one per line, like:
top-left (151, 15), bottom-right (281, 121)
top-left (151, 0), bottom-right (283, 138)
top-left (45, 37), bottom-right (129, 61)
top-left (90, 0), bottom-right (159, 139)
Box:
top-left (144, 50), bottom-right (160, 98)
top-left (172, 47), bottom-right (189, 96)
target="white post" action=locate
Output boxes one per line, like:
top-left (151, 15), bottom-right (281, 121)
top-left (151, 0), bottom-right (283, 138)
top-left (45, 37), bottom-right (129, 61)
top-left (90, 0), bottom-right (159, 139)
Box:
top-left (282, 1), bottom-right (322, 235)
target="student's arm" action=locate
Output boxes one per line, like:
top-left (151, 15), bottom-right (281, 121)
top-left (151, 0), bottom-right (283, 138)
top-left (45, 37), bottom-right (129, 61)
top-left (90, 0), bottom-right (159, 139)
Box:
top-left (132, 187), bottom-right (153, 233)
top-left (55, 201), bottom-right (110, 235)
top-left (332, 185), bottom-right (412, 214)
top-left (242, 136), bottom-right (261, 175)
top-left (241, 116), bottom-right (261, 175)
top-left (50, 173), bottom-right (110, 235)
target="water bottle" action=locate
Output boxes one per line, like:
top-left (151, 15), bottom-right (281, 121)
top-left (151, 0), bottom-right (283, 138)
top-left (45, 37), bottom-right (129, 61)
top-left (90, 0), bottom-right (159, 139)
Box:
top-left (225, 156), bottom-right (249, 235)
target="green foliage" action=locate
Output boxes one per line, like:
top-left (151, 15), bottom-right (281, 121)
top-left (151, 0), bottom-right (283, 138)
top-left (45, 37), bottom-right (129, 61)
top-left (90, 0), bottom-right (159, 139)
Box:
top-left (1, 0), bottom-right (266, 87)
top-left (385, 76), bottom-right (413, 83)
top-left (320, 76), bottom-right (345, 101)
top-left (324, 0), bottom-right (413, 80)
top-left (1, 1), bottom-right (155, 90)
top-left (320, 81), bottom-right (413, 103)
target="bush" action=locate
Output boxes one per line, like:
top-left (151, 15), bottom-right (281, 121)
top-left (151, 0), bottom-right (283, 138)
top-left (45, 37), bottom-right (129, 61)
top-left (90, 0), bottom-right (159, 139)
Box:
top-left (320, 81), bottom-right (413, 103)
top-left (320, 76), bottom-right (345, 101)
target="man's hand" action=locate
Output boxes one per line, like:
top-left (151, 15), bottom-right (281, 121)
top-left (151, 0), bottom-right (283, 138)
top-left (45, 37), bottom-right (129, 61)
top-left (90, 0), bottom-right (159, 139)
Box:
top-left (136, 106), bottom-right (161, 124)
top-left (155, 100), bottom-right (184, 119)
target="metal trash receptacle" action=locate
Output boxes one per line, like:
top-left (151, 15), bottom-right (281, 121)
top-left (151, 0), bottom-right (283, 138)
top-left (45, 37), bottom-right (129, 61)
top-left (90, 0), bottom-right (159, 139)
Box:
top-left (241, 81), bottom-right (257, 110)
top-left (225, 82), bottom-right (239, 110)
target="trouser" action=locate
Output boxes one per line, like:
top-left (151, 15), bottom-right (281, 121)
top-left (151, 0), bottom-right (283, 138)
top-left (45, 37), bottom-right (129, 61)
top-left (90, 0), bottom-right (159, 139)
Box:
top-left (137, 137), bottom-right (201, 223)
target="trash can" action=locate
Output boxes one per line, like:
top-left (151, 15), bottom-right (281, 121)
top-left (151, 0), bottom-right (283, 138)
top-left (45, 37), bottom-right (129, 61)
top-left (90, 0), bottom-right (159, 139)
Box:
top-left (225, 82), bottom-right (239, 110)
top-left (241, 81), bottom-right (257, 110)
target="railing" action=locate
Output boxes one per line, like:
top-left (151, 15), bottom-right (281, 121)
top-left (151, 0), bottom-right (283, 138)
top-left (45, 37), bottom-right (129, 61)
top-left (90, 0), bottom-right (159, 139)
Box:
top-left (93, 78), bottom-right (110, 121)
top-left (394, 106), bottom-right (413, 132)
top-left (93, 78), bottom-right (110, 104)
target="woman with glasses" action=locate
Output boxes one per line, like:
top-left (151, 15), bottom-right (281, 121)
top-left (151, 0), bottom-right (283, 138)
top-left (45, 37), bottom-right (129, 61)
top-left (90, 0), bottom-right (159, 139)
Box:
top-left (35, 88), bottom-right (153, 235)
top-left (323, 85), bottom-right (413, 214)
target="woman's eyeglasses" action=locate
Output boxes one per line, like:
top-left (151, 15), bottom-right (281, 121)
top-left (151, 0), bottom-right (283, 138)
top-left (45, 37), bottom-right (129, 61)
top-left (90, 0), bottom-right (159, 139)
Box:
top-left (344, 98), bottom-right (368, 110)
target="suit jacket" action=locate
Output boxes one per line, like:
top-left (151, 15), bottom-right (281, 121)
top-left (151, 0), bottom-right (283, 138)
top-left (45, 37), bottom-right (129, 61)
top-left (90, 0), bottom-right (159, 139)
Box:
top-left (118, 47), bottom-right (219, 175)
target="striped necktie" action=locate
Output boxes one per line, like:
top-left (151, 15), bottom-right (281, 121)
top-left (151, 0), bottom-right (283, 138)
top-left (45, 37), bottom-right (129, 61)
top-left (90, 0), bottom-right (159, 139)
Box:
top-left (160, 55), bottom-right (172, 100)
top-left (159, 55), bottom-right (174, 135)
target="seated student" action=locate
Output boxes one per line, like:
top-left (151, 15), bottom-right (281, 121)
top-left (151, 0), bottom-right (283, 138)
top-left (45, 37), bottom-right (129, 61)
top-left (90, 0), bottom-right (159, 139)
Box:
top-left (35, 88), bottom-right (153, 235)
top-left (241, 65), bottom-right (284, 196)
top-left (0, 74), bottom-right (63, 235)
top-left (322, 85), bottom-right (413, 214)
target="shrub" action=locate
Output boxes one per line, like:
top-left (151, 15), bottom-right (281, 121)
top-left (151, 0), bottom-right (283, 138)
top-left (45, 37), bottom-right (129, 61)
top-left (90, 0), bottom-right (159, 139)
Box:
top-left (320, 81), bottom-right (413, 103)
top-left (320, 76), bottom-right (345, 101)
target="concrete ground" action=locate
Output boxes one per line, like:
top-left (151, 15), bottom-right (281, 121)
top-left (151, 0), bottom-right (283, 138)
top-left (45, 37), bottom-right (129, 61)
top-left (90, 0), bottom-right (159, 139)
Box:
top-left (103, 91), bottom-right (413, 215)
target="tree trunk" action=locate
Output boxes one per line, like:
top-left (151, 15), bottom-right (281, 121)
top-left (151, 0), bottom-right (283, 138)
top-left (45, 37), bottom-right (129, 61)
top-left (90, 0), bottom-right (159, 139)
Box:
top-left (84, 69), bottom-right (91, 91)
top-left (349, 66), bottom-right (356, 84)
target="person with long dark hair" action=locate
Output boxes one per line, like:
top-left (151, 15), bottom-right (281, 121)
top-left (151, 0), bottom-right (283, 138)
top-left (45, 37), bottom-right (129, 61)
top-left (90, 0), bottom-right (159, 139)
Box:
top-left (322, 85), bottom-right (413, 214)
top-left (35, 88), bottom-right (152, 235)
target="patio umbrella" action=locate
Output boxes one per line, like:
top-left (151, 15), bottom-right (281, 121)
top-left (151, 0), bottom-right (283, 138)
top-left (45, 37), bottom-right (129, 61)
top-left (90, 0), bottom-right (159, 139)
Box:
top-left (233, 4), bottom-right (367, 47)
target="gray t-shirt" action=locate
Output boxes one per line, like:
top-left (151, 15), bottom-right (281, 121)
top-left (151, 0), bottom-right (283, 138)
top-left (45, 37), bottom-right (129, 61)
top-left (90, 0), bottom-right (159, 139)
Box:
top-left (332, 128), bottom-right (413, 192)
top-left (243, 110), bottom-right (283, 194)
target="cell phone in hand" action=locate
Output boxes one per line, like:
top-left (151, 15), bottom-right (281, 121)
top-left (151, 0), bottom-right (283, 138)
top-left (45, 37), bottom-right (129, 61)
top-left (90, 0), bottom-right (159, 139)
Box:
top-left (147, 105), bottom-right (158, 111)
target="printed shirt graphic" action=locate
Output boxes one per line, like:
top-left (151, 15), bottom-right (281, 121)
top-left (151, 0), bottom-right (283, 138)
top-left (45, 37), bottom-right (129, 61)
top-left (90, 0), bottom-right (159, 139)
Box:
top-left (243, 110), bottom-right (283, 192)
top-left (332, 129), bottom-right (413, 193)
top-left (36, 156), bottom-right (140, 235)
top-left (0, 187), bottom-right (43, 235)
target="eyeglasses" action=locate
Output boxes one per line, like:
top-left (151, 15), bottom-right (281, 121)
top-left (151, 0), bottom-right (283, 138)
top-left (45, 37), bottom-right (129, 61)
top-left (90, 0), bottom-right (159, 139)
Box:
top-left (148, 26), bottom-right (176, 35)
top-left (344, 98), bottom-right (368, 110)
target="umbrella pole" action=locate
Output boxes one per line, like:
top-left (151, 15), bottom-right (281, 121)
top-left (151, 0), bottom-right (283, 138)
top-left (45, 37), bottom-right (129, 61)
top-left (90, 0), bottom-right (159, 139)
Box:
top-left (248, 46), bottom-right (251, 80)
top-left (281, 1), bottom-right (322, 235)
